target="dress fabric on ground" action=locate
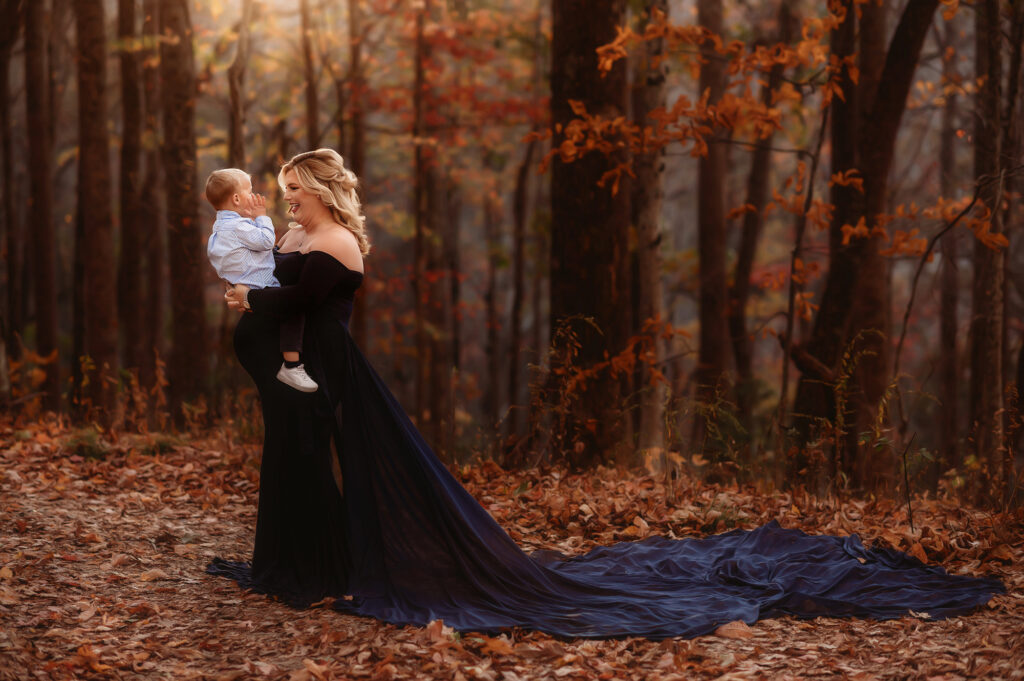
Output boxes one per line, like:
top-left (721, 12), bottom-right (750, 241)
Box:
top-left (207, 250), bottom-right (1004, 640)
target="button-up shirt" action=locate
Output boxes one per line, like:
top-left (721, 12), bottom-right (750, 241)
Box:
top-left (207, 210), bottom-right (280, 289)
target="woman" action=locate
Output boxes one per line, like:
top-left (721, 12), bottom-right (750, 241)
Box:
top-left (209, 149), bottom-right (1002, 639)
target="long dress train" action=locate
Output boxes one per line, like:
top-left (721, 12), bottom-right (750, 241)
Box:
top-left (207, 250), bottom-right (1003, 639)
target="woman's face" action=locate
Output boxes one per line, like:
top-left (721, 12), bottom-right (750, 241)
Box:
top-left (281, 168), bottom-right (326, 227)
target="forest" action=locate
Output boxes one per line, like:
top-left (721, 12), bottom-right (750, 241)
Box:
top-left (0, 0), bottom-right (1022, 678)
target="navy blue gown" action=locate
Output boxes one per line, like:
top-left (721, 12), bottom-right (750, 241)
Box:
top-left (207, 249), bottom-right (1003, 639)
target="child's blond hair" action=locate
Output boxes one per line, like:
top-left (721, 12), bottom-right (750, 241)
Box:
top-left (204, 168), bottom-right (250, 209)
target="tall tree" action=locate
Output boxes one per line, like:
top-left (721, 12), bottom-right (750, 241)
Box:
top-left (160, 0), bottom-right (206, 419)
top-left (300, 0), bottom-right (318, 148)
top-left (728, 1), bottom-right (791, 442)
top-left (631, 0), bottom-right (669, 460)
top-left (118, 0), bottom-right (144, 373)
top-left (227, 0), bottom-right (253, 168)
top-left (550, 0), bottom-right (630, 466)
top-left (74, 0), bottom-right (119, 418)
top-left (969, 0), bottom-right (1004, 501)
top-left (694, 0), bottom-right (730, 453)
top-left (347, 0), bottom-right (368, 350)
top-left (24, 0), bottom-right (60, 410)
top-left (139, 0), bottom-right (165, 393)
top-left (0, 0), bottom-right (23, 364)
top-left (791, 0), bottom-right (939, 489)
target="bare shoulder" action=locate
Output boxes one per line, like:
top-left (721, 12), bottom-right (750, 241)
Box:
top-left (310, 227), bottom-right (363, 273)
top-left (277, 226), bottom-right (305, 251)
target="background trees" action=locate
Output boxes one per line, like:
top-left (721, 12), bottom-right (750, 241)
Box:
top-left (0, 0), bottom-right (1020, 507)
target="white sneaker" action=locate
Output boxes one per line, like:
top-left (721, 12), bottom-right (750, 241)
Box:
top-left (277, 363), bottom-right (318, 393)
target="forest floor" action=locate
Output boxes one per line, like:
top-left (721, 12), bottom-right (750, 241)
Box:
top-left (0, 418), bottom-right (1022, 681)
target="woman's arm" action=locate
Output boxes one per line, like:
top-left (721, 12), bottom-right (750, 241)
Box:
top-left (241, 251), bottom-right (354, 319)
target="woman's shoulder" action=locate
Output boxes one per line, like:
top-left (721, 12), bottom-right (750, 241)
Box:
top-left (308, 227), bottom-right (363, 273)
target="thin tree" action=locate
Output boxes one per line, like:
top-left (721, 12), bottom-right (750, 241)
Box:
top-left (300, 0), bottom-right (318, 148)
top-left (347, 0), bottom-right (368, 349)
top-left (74, 0), bottom-right (119, 419)
top-left (632, 0), bottom-right (669, 462)
top-left (160, 0), bottom-right (206, 420)
top-left (227, 0), bottom-right (253, 168)
top-left (24, 0), bottom-right (60, 410)
top-left (118, 0), bottom-right (144, 373)
top-left (0, 0), bottom-right (23, 365)
top-left (694, 0), bottom-right (730, 454)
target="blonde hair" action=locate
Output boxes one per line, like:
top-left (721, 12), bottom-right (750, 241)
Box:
top-left (279, 148), bottom-right (370, 255)
top-left (204, 168), bottom-right (250, 209)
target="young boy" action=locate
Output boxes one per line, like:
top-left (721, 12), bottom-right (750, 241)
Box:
top-left (205, 168), bottom-right (318, 393)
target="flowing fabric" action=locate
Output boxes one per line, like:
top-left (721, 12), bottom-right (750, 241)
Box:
top-left (208, 250), bottom-right (1003, 639)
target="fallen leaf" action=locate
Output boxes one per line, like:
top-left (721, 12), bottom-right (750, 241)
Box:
top-left (138, 568), bottom-right (171, 582)
top-left (715, 620), bottom-right (754, 639)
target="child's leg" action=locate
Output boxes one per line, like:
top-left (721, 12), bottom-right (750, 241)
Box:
top-left (276, 314), bottom-right (317, 392)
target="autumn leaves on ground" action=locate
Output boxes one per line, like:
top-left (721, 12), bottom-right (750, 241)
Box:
top-left (0, 419), bottom-right (1019, 680)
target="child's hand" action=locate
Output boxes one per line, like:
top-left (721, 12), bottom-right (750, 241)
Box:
top-left (247, 192), bottom-right (268, 218)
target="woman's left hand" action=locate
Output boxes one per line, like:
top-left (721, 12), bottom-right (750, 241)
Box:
top-left (225, 284), bottom-right (251, 311)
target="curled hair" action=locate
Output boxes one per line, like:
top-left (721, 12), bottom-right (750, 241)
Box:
top-left (204, 168), bottom-right (249, 209)
top-left (279, 148), bottom-right (370, 255)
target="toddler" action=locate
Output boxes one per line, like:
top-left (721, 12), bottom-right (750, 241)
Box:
top-left (205, 168), bottom-right (318, 393)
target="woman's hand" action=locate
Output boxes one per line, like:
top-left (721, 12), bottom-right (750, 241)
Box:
top-left (225, 283), bottom-right (251, 311)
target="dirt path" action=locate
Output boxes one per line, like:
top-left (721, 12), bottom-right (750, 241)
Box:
top-left (1, 422), bottom-right (1021, 680)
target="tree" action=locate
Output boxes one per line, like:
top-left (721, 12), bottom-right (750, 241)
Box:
top-left (300, 0), bottom-right (318, 149)
top-left (24, 0), bottom-right (60, 411)
top-left (693, 0), bottom-right (730, 453)
top-left (550, 0), bottom-right (630, 467)
top-left (631, 0), bottom-right (669, 461)
top-left (74, 0), bottom-right (119, 418)
top-left (969, 0), bottom-right (1004, 501)
top-left (118, 0), bottom-right (144, 373)
top-left (791, 0), bottom-right (939, 489)
top-left (0, 0), bottom-right (23, 365)
top-left (160, 0), bottom-right (206, 420)
top-left (227, 0), bottom-right (253, 168)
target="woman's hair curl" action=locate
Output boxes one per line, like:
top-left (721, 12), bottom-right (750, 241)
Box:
top-left (279, 148), bottom-right (370, 255)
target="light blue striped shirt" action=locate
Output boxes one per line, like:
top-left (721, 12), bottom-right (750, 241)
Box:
top-left (207, 210), bottom-right (280, 289)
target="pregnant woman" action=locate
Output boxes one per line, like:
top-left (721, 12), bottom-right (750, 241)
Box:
top-left (208, 148), bottom-right (1002, 639)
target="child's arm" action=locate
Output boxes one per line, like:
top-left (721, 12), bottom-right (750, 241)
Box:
top-left (232, 194), bottom-right (276, 251)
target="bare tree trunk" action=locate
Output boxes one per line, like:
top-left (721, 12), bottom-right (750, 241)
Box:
top-left (728, 2), bottom-right (790, 445)
top-left (483, 181), bottom-right (501, 429)
top-left (348, 0), bottom-right (368, 350)
top-left (937, 20), bottom-right (961, 486)
top-left (969, 0), bottom-right (1004, 503)
top-left (160, 0), bottom-right (206, 421)
top-left (300, 0), bottom-right (318, 149)
top-left (550, 0), bottom-right (630, 467)
top-left (694, 0), bottom-right (730, 453)
top-left (118, 0), bottom-right (144, 374)
top-left (74, 0), bottom-right (119, 420)
top-left (0, 0), bottom-right (22, 364)
top-left (25, 0), bottom-right (60, 411)
top-left (632, 0), bottom-right (668, 461)
top-left (507, 139), bottom-right (536, 440)
top-left (140, 0), bottom-right (164, 395)
top-left (227, 0), bottom-right (253, 168)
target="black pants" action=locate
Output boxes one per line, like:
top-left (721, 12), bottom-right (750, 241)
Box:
top-left (279, 314), bottom-right (305, 355)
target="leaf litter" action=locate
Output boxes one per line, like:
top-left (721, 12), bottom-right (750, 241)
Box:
top-left (0, 419), bottom-right (1021, 680)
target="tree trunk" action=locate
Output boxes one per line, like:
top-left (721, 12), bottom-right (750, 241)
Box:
top-left (550, 0), bottom-right (630, 468)
top-left (74, 0), bottom-right (119, 420)
top-left (632, 0), bottom-right (668, 462)
top-left (348, 0), bottom-right (368, 350)
top-left (791, 0), bottom-right (939, 490)
top-left (118, 0), bottom-right (144, 374)
top-left (160, 0), bottom-right (206, 421)
top-left (227, 0), bottom-right (253, 168)
top-left (483, 180), bottom-right (501, 429)
top-left (0, 0), bottom-right (22, 364)
top-left (25, 0), bottom-right (60, 411)
top-left (969, 0), bottom-right (1004, 503)
top-left (507, 139), bottom-right (536, 440)
top-left (139, 0), bottom-right (165, 395)
top-left (694, 0), bottom-right (730, 454)
top-left (937, 19), bottom-right (960, 487)
top-left (300, 0), bottom-right (318, 149)
top-left (728, 2), bottom-right (790, 446)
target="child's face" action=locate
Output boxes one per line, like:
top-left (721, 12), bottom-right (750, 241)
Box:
top-left (232, 176), bottom-right (254, 212)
